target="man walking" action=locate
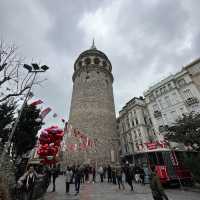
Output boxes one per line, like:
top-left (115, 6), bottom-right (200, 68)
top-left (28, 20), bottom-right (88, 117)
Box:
top-left (116, 164), bottom-right (125, 190)
top-left (92, 166), bottom-right (96, 183)
top-left (124, 162), bottom-right (134, 191)
top-left (98, 165), bottom-right (104, 182)
top-left (150, 166), bottom-right (169, 200)
top-left (51, 165), bottom-right (58, 192)
top-left (107, 165), bottom-right (112, 183)
top-left (74, 166), bottom-right (81, 195)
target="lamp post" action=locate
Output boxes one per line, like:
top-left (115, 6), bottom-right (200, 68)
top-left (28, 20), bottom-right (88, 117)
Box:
top-left (0, 63), bottom-right (49, 168)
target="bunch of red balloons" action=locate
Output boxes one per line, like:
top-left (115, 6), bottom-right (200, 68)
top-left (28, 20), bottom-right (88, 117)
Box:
top-left (37, 126), bottom-right (64, 164)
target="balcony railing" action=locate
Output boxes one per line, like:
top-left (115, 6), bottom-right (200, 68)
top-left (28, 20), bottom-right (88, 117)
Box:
top-left (185, 97), bottom-right (199, 106)
top-left (154, 110), bottom-right (162, 118)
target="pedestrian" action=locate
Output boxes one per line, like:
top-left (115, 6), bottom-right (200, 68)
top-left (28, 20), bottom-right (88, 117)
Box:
top-left (111, 166), bottom-right (117, 184)
top-left (139, 167), bottom-right (145, 185)
top-left (51, 165), bottom-right (58, 192)
top-left (17, 166), bottom-right (44, 200)
top-left (92, 166), bottom-right (96, 183)
top-left (65, 166), bottom-right (72, 194)
top-left (150, 166), bottom-right (169, 200)
top-left (107, 165), bottom-right (112, 183)
top-left (124, 162), bottom-right (134, 191)
top-left (84, 165), bottom-right (89, 183)
top-left (116, 164), bottom-right (125, 190)
top-left (103, 166), bottom-right (107, 179)
top-left (98, 166), bottom-right (104, 182)
top-left (74, 166), bottom-right (81, 195)
top-left (134, 165), bottom-right (141, 183)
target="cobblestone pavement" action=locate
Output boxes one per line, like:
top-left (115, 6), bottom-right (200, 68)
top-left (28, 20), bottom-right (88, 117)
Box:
top-left (39, 175), bottom-right (200, 200)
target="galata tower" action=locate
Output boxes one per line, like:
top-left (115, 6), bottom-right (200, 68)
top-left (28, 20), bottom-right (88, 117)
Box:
top-left (68, 41), bottom-right (118, 165)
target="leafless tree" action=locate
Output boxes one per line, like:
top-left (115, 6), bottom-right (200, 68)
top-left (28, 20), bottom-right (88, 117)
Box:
top-left (0, 40), bottom-right (36, 103)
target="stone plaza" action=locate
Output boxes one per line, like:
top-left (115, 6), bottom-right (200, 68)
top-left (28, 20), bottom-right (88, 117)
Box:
top-left (40, 175), bottom-right (200, 200)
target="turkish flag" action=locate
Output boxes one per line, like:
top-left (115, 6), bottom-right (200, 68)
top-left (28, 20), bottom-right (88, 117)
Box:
top-left (31, 99), bottom-right (43, 106)
top-left (40, 107), bottom-right (52, 119)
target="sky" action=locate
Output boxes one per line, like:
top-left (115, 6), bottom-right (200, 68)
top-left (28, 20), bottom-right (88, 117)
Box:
top-left (1, 0), bottom-right (200, 128)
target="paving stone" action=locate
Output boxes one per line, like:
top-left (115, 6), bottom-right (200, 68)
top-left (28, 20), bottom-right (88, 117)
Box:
top-left (40, 175), bottom-right (200, 200)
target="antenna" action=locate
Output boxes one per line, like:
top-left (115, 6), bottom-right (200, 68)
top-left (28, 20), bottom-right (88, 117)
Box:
top-left (91, 38), bottom-right (96, 49)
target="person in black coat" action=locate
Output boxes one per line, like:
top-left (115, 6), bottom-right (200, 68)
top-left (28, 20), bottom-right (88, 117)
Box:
top-left (124, 163), bottom-right (134, 191)
top-left (107, 165), bottom-right (112, 183)
top-left (51, 165), bottom-right (58, 192)
top-left (18, 166), bottom-right (44, 200)
top-left (74, 166), bottom-right (81, 195)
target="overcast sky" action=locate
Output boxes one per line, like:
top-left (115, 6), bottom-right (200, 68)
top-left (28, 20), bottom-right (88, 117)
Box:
top-left (1, 0), bottom-right (200, 128)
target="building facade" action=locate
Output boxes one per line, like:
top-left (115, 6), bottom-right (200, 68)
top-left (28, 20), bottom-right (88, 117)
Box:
top-left (117, 97), bottom-right (156, 162)
top-left (118, 58), bottom-right (200, 161)
top-left (68, 43), bottom-right (118, 165)
top-left (144, 59), bottom-right (200, 139)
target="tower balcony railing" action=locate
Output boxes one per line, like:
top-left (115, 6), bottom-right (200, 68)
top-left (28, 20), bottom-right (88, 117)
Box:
top-left (154, 110), bottom-right (162, 118)
top-left (185, 97), bottom-right (199, 106)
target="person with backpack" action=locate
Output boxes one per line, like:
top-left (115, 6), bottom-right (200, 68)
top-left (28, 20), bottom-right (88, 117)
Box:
top-left (150, 166), bottom-right (169, 200)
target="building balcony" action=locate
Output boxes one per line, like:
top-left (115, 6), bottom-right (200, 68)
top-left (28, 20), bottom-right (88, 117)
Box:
top-left (154, 110), bottom-right (162, 118)
top-left (185, 97), bottom-right (199, 106)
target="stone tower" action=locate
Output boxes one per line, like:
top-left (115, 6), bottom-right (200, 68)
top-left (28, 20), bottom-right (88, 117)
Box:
top-left (68, 42), bottom-right (118, 164)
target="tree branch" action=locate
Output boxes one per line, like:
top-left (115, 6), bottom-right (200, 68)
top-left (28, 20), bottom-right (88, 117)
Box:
top-left (0, 86), bottom-right (30, 103)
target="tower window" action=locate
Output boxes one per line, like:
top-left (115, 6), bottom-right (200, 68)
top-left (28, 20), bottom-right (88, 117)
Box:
top-left (84, 57), bottom-right (91, 65)
top-left (94, 57), bottom-right (100, 64)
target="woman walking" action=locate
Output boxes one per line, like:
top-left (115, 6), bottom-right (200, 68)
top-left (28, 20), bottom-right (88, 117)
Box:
top-left (65, 166), bottom-right (72, 194)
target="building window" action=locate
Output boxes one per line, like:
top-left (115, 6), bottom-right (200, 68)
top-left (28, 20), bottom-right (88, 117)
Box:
top-left (171, 111), bottom-right (178, 121)
top-left (150, 94), bottom-right (154, 101)
top-left (132, 120), bottom-right (135, 127)
top-left (138, 129), bottom-right (141, 137)
top-left (135, 118), bottom-right (138, 125)
top-left (178, 79), bottom-right (186, 87)
top-left (84, 57), bottom-right (91, 65)
top-left (156, 90), bottom-right (160, 96)
top-left (164, 96), bottom-right (172, 107)
top-left (168, 83), bottom-right (172, 90)
top-left (160, 86), bottom-right (166, 94)
top-left (153, 104), bottom-right (159, 111)
top-left (158, 99), bottom-right (164, 109)
top-left (144, 116), bottom-right (147, 124)
top-left (94, 57), bottom-right (100, 65)
top-left (183, 89), bottom-right (193, 99)
top-left (172, 92), bottom-right (178, 104)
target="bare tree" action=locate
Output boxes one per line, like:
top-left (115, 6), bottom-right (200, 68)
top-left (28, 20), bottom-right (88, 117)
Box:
top-left (0, 40), bottom-right (35, 103)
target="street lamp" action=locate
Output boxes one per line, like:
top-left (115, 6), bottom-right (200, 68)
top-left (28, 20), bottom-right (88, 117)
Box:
top-left (0, 63), bottom-right (49, 168)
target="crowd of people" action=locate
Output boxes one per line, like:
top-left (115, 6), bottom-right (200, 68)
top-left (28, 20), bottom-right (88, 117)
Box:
top-left (16, 162), bottom-right (169, 200)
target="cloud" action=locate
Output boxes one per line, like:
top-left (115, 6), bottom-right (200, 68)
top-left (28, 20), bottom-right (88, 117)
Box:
top-left (0, 0), bottom-right (200, 127)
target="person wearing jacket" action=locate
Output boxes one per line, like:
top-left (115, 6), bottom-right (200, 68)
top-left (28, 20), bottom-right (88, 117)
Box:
top-left (74, 166), bottom-right (81, 195)
top-left (18, 166), bottom-right (44, 200)
top-left (65, 166), bottom-right (72, 194)
top-left (116, 164), bottom-right (125, 190)
top-left (150, 166), bottom-right (169, 200)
